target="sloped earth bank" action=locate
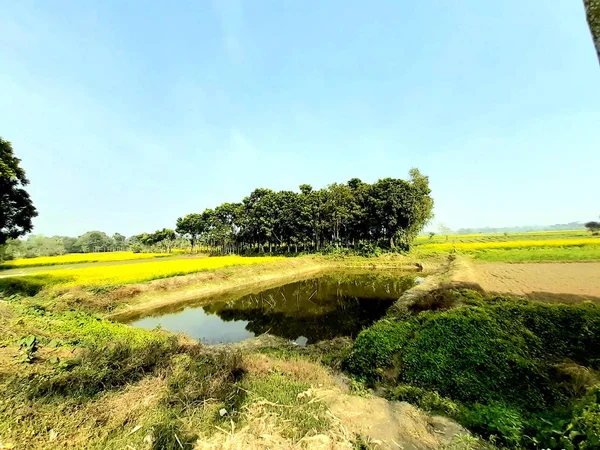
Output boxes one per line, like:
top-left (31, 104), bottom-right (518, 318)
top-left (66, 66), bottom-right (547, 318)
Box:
top-left (473, 261), bottom-right (600, 303)
top-left (196, 350), bottom-right (468, 450)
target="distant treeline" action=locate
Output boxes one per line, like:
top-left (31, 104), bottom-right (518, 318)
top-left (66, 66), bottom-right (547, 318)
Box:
top-left (454, 222), bottom-right (586, 235)
top-left (1, 232), bottom-right (132, 259)
top-left (1, 170), bottom-right (434, 259)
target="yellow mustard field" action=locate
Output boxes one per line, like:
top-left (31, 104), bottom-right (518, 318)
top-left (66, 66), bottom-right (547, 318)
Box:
top-left (0, 251), bottom-right (170, 269)
top-left (26, 255), bottom-right (285, 288)
top-left (417, 238), bottom-right (600, 252)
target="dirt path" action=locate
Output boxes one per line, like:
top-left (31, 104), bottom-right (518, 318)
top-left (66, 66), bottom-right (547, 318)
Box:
top-left (474, 262), bottom-right (600, 303)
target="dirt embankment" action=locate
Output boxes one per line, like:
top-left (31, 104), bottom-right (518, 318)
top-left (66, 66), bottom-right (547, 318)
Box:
top-left (197, 350), bottom-right (468, 450)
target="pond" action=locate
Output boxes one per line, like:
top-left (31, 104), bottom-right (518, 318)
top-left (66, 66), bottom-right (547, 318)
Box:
top-left (127, 271), bottom-right (416, 344)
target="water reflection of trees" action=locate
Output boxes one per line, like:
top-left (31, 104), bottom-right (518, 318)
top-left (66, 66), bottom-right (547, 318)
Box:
top-left (201, 273), bottom-right (412, 343)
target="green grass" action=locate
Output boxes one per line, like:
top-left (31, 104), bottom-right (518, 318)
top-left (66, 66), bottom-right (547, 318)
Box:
top-left (472, 246), bottom-right (600, 262)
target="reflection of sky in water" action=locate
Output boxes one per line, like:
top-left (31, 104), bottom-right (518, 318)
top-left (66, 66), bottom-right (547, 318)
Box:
top-left (132, 308), bottom-right (254, 344)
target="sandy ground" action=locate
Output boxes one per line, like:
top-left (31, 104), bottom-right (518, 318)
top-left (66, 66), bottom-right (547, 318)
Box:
top-left (474, 262), bottom-right (600, 303)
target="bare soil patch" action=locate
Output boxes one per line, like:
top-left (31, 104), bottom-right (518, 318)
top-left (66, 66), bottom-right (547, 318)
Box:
top-left (474, 262), bottom-right (600, 303)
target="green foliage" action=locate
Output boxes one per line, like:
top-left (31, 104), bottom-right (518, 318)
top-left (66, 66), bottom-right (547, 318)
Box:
top-left (0, 235), bottom-right (67, 260)
top-left (386, 384), bottom-right (459, 416)
top-left (399, 307), bottom-right (553, 408)
top-left (488, 300), bottom-right (600, 367)
top-left (348, 296), bottom-right (600, 408)
top-left (459, 402), bottom-right (525, 448)
top-left (0, 137), bottom-right (38, 245)
top-left (528, 387), bottom-right (600, 449)
top-left (75, 231), bottom-right (114, 252)
top-left (563, 387), bottom-right (600, 449)
top-left (343, 319), bottom-right (415, 379)
top-left (345, 290), bottom-right (600, 448)
top-left (585, 221), bottom-right (600, 233)
top-left (17, 334), bottom-right (38, 363)
top-left (173, 169), bottom-right (433, 254)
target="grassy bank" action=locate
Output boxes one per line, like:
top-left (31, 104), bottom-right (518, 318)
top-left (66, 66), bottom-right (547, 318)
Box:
top-left (344, 288), bottom-right (600, 448)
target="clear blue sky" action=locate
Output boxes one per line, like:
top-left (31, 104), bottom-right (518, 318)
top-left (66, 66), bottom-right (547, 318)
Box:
top-left (1, 0), bottom-right (599, 237)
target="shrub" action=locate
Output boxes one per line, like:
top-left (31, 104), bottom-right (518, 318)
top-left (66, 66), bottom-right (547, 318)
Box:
top-left (344, 290), bottom-right (600, 448)
top-left (460, 402), bottom-right (525, 447)
top-left (489, 301), bottom-right (600, 366)
top-left (529, 387), bottom-right (600, 449)
top-left (400, 307), bottom-right (553, 408)
top-left (343, 319), bottom-right (415, 379)
top-left (386, 384), bottom-right (459, 416)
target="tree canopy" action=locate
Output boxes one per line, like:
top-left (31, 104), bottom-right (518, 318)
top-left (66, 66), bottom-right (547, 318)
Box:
top-left (0, 138), bottom-right (38, 244)
top-left (176, 169), bottom-right (434, 253)
top-left (585, 221), bottom-right (600, 233)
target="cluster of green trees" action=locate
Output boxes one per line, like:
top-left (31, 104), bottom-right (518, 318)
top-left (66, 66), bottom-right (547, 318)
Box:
top-left (129, 229), bottom-right (184, 253)
top-left (175, 169), bottom-right (434, 254)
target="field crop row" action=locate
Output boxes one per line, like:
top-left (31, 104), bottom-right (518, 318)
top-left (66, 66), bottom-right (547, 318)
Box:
top-left (0, 251), bottom-right (171, 269)
top-left (415, 236), bottom-right (600, 262)
top-left (0, 255), bottom-right (285, 295)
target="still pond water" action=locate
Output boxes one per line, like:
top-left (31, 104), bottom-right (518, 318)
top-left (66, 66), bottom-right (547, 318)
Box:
top-left (128, 271), bottom-right (415, 344)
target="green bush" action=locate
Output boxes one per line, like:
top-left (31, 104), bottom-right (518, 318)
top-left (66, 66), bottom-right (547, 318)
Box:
top-left (489, 301), bottom-right (600, 366)
top-left (343, 319), bottom-right (415, 378)
top-left (344, 290), bottom-right (600, 448)
top-left (460, 402), bottom-right (525, 448)
top-left (386, 384), bottom-right (459, 415)
top-left (529, 387), bottom-right (600, 449)
top-left (400, 307), bottom-right (553, 408)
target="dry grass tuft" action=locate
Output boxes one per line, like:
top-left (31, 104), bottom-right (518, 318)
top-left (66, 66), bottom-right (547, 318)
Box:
top-left (195, 400), bottom-right (354, 450)
top-left (243, 354), bottom-right (334, 387)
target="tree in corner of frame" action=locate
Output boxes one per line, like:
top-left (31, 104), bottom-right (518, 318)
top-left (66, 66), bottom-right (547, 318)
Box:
top-left (0, 137), bottom-right (38, 245)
